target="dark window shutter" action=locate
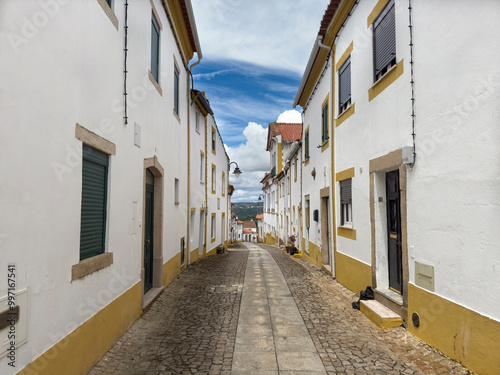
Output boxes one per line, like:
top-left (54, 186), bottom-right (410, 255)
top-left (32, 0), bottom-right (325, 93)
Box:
top-left (340, 178), bottom-right (352, 205)
top-left (339, 57), bottom-right (351, 108)
top-left (373, 0), bottom-right (396, 77)
top-left (151, 15), bottom-right (160, 81)
top-left (305, 130), bottom-right (309, 159)
top-left (80, 145), bottom-right (109, 260)
top-left (322, 101), bottom-right (328, 142)
top-left (174, 68), bottom-right (179, 113)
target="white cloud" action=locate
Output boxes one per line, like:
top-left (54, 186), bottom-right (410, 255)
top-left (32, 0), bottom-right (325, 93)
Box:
top-left (276, 109), bottom-right (302, 123)
top-left (191, 0), bottom-right (330, 74)
top-left (226, 122), bottom-right (268, 172)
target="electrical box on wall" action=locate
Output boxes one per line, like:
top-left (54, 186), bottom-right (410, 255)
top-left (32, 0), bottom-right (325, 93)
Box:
top-left (402, 146), bottom-right (415, 165)
top-left (313, 209), bottom-right (319, 222)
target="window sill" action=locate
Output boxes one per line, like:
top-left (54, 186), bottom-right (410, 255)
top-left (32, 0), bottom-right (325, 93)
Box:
top-left (368, 59), bottom-right (404, 102)
top-left (148, 70), bottom-right (162, 96)
top-left (173, 108), bottom-right (181, 124)
top-left (336, 103), bottom-right (356, 127)
top-left (337, 227), bottom-right (357, 240)
top-left (321, 139), bottom-right (329, 153)
top-left (304, 158), bottom-right (310, 166)
top-left (72, 252), bottom-right (113, 281)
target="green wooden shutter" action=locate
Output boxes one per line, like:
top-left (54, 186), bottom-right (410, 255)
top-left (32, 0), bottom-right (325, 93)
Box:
top-left (305, 130), bottom-right (309, 159)
top-left (80, 145), bottom-right (109, 260)
top-left (174, 68), bottom-right (179, 114)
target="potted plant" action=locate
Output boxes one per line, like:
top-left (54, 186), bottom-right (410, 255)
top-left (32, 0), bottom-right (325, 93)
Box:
top-left (286, 234), bottom-right (297, 255)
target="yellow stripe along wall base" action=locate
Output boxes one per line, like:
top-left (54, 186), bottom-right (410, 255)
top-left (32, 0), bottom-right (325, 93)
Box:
top-left (407, 283), bottom-right (500, 375)
top-left (334, 251), bottom-right (372, 296)
top-left (19, 282), bottom-right (142, 375)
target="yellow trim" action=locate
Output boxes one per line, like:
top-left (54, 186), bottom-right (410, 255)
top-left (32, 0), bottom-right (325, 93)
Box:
top-left (296, 0), bottom-right (356, 107)
top-left (186, 71), bottom-right (190, 266)
top-left (211, 126), bottom-right (216, 155)
top-left (368, 59), bottom-right (404, 102)
top-left (302, 241), bottom-right (322, 268)
top-left (335, 251), bottom-right (372, 296)
top-left (277, 143), bottom-right (283, 174)
top-left (331, 46), bottom-right (338, 281)
top-left (360, 302), bottom-right (402, 329)
top-left (408, 283), bottom-right (500, 375)
top-left (337, 227), bottom-right (356, 240)
top-left (336, 41), bottom-right (353, 71)
top-left (321, 139), bottom-right (329, 153)
top-left (336, 167), bottom-right (355, 181)
top-left (19, 282), bottom-right (142, 375)
top-left (164, 0), bottom-right (194, 65)
top-left (211, 213), bottom-right (216, 242)
top-left (191, 207), bottom-right (196, 212)
top-left (211, 163), bottom-right (216, 194)
top-left (367, 0), bottom-right (390, 28)
top-left (221, 171), bottom-right (226, 197)
top-left (335, 103), bottom-right (355, 127)
top-left (190, 247), bottom-right (200, 263)
top-left (163, 253), bottom-right (181, 286)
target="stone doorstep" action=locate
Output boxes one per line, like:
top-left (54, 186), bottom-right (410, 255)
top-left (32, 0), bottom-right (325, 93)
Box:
top-left (360, 299), bottom-right (403, 330)
top-left (374, 288), bottom-right (403, 317)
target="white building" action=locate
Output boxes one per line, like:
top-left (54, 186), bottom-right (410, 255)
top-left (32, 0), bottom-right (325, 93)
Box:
top-left (293, 1), bottom-right (500, 373)
top-left (0, 1), bottom-right (230, 374)
top-left (261, 122), bottom-right (302, 246)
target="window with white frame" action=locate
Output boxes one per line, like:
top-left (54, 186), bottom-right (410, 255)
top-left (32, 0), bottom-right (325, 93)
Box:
top-left (174, 178), bottom-right (179, 205)
top-left (340, 178), bottom-right (353, 226)
top-left (211, 164), bottom-right (216, 194)
top-left (174, 66), bottom-right (180, 114)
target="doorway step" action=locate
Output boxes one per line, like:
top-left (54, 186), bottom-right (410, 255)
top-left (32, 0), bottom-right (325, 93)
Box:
top-left (360, 299), bottom-right (402, 329)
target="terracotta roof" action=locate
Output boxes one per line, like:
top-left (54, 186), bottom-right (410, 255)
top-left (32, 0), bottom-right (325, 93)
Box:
top-left (179, 0), bottom-right (198, 53)
top-left (318, 1), bottom-right (341, 41)
top-left (237, 220), bottom-right (244, 224)
top-left (242, 221), bottom-right (256, 229)
top-left (260, 172), bottom-right (271, 184)
top-left (266, 122), bottom-right (303, 150)
top-left (256, 214), bottom-right (264, 220)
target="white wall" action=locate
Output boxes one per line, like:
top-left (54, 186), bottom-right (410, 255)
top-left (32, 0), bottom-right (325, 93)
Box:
top-left (408, 0), bottom-right (500, 320)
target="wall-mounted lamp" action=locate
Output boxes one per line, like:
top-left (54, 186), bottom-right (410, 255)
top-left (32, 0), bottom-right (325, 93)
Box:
top-left (257, 194), bottom-right (264, 201)
top-left (229, 161), bottom-right (242, 178)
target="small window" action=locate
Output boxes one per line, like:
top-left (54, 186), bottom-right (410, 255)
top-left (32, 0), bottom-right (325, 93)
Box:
top-left (174, 67), bottom-right (179, 114)
top-left (322, 100), bottom-right (328, 143)
top-left (340, 178), bottom-right (353, 226)
top-left (339, 57), bottom-right (351, 113)
top-left (200, 153), bottom-right (204, 183)
top-left (211, 128), bottom-right (216, 154)
top-left (211, 214), bottom-right (216, 240)
top-left (305, 197), bottom-right (310, 229)
top-left (304, 129), bottom-right (310, 160)
top-left (180, 237), bottom-right (185, 265)
top-left (222, 172), bottom-right (226, 196)
top-left (211, 164), bottom-right (216, 194)
top-left (195, 110), bottom-right (200, 132)
top-left (174, 178), bottom-right (179, 205)
top-left (373, 0), bottom-right (396, 81)
top-left (217, 198), bottom-right (220, 210)
top-left (151, 13), bottom-right (160, 82)
top-left (80, 144), bottom-right (109, 260)
top-left (105, 0), bottom-right (112, 7)
top-left (294, 158), bottom-right (297, 181)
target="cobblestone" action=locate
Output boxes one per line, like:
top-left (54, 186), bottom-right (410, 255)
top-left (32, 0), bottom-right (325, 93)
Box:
top-left (263, 244), bottom-right (469, 375)
top-left (89, 243), bottom-right (469, 374)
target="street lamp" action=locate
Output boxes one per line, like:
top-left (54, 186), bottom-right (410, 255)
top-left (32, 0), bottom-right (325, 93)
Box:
top-left (229, 161), bottom-right (242, 178)
top-left (257, 194), bottom-right (264, 201)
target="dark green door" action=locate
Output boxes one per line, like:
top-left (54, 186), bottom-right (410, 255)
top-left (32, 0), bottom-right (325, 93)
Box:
top-left (386, 170), bottom-right (402, 293)
top-left (144, 176), bottom-right (154, 293)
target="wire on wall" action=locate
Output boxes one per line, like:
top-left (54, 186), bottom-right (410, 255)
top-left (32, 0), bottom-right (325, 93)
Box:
top-left (408, 0), bottom-right (416, 166)
top-left (123, 0), bottom-right (129, 125)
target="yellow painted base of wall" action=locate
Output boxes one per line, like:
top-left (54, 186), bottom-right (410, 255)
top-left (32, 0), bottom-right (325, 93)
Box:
top-left (408, 283), bottom-right (500, 375)
top-left (206, 247), bottom-right (217, 257)
top-left (265, 233), bottom-right (276, 245)
top-left (335, 251), bottom-right (372, 296)
top-left (19, 282), bottom-right (142, 375)
top-left (163, 253), bottom-right (181, 287)
top-left (303, 241), bottom-right (323, 269)
top-left (190, 248), bottom-right (201, 264)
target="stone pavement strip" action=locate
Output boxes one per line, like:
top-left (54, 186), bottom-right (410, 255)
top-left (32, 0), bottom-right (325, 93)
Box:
top-left (89, 242), bottom-right (468, 375)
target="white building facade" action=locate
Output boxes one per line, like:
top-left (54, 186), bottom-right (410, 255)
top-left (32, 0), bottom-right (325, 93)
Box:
top-left (294, 1), bottom-right (500, 373)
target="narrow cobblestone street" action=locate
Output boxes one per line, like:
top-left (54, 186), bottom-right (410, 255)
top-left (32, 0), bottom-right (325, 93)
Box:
top-left (89, 243), bottom-right (468, 375)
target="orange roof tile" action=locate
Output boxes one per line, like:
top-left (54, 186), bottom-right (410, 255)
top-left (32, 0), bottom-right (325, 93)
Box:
top-left (266, 122), bottom-right (303, 150)
top-left (256, 214), bottom-right (264, 220)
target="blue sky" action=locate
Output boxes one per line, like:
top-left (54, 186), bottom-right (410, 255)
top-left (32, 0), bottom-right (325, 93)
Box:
top-left (191, 0), bottom-right (330, 202)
